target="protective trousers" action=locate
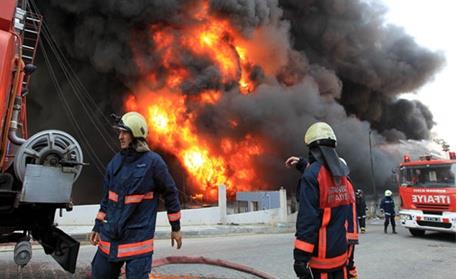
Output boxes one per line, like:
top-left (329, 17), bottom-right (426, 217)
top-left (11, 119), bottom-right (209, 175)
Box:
top-left (91, 250), bottom-right (152, 279)
top-left (311, 267), bottom-right (348, 279)
top-left (358, 217), bottom-right (366, 231)
top-left (347, 245), bottom-right (357, 279)
top-left (384, 215), bottom-right (396, 233)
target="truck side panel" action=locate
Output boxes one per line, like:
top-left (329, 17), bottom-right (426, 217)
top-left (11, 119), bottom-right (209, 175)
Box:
top-left (0, 30), bottom-right (15, 167)
top-left (0, 0), bottom-right (16, 31)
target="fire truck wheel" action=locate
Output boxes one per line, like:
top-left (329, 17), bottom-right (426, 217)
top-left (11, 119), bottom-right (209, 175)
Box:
top-left (409, 229), bottom-right (426, 237)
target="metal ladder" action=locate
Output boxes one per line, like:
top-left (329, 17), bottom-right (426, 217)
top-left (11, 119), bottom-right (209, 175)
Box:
top-left (4, 9), bottom-right (43, 163)
top-left (20, 11), bottom-right (42, 91)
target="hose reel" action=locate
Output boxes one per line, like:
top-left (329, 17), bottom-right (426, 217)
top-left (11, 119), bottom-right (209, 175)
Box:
top-left (13, 130), bottom-right (84, 182)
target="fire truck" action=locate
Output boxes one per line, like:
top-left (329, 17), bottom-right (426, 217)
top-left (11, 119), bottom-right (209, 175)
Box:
top-left (398, 152), bottom-right (456, 236)
top-left (1, 0), bottom-right (84, 273)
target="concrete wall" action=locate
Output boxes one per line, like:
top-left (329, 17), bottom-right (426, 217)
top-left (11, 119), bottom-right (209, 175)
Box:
top-left (55, 204), bottom-right (99, 226)
top-left (227, 208), bottom-right (282, 224)
top-left (55, 186), bottom-right (290, 227)
top-left (236, 191), bottom-right (281, 210)
top-left (54, 205), bottom-right (221, 227)
top-left (155, 206), bottom-right (221, 226)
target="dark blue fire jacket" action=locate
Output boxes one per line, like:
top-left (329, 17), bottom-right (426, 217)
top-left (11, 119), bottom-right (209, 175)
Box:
top-left (294, 160), bottom-right (358, 272)
top-left (92, 151), bottom-right (181, 261)
top-left (380, 196), bottom-right (395, 216)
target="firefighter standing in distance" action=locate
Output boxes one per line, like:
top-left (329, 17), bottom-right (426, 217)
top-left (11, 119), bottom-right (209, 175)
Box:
top-left (285, 122), bottom-right (358, 279)
top-left (380, 189), bottom-right (396, 234)
top-left (355, 189), bottom-right (367, 233)
top-left (89, 112), bottom-right (182, 279)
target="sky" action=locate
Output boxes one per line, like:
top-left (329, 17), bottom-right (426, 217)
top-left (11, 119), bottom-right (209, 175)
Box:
top-left (380, 0), bottom-right (457, 150)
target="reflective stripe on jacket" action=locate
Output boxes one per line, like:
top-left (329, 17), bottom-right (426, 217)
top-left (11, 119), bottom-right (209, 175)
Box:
top-left (92, 151), bottom-right (181, 261)
top-left (294, 161), bottom-right (357, 272)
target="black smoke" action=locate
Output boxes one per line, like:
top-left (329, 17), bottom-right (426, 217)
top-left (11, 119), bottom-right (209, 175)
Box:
top-left (28, 0), bottom-right (444, 204)
top-left (279, 0), bottom-right (443, 139)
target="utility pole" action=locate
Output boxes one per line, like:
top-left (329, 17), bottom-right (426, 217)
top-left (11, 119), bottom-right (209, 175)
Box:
top-left (369, 130), bottom-right (378, 216)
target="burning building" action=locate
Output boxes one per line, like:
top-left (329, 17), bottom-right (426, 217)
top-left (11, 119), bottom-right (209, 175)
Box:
top-left (28, 0), bottom-right (444, 203)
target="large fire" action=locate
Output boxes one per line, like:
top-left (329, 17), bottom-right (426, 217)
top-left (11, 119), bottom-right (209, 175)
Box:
top-left (126, 0), bottom-right (279, 201)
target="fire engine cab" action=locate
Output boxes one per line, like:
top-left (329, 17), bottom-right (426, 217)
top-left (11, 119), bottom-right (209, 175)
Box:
top-left (398, 152), bottom-right (456, 236)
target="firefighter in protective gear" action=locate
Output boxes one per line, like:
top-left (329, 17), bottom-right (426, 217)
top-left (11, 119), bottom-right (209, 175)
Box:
top-left (89, 111), bottom-right (182, 279)
top-left (286, 122), bottom-right (358, 279)
top-left (355, 189), bottom-right (367, 233)
top-left (380, 189), bottom-right (396, 234)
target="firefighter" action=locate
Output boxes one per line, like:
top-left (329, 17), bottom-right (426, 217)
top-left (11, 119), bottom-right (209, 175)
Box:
top-left (380, 189), bottom-right (396, 234)
top-left (355, 189), bottom-right (367, 233)
top-left (286, 122), bottom-right (358, 279)
top-left (89, 112), bottom-right (182, 279)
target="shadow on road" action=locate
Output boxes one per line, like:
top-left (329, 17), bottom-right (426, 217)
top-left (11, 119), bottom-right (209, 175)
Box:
top-left (409, 231), bottom-right (456, 242)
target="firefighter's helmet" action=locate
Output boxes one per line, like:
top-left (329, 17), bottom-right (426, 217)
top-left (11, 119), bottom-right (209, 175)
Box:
top-left (114, 112), bottom-right (148, 139)
top-left (304, 122), bottom-right (337, 146)
top-left (385, 190), bottom-right (392, 197)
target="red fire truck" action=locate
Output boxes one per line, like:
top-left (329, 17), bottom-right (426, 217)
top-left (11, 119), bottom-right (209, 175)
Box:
top-left (1, 0), bottom-right (84, 272)
top-left (398, 152), bottom-right (456, 236)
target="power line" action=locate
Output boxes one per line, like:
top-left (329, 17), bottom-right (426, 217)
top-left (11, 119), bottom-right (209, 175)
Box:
top-left (29, 0), bottom-right (119, 153)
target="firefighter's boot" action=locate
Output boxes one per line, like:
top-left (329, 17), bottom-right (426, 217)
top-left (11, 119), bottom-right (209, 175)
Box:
top-left (392, 226), bottom-right (397, 234)
top-left (384, 226), bottom-right (387, 234)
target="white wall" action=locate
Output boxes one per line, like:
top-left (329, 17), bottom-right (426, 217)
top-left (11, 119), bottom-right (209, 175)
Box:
top-left (55, 204), bottom-right (99, 226)
top-left (227, 208), bottom-right (282, 224)
top-left (54, 205), bottom-right (222, 226)
top-left (55, 186), bottom-right (291, 227)
top-left (155, 207), bottom-right (221, 226)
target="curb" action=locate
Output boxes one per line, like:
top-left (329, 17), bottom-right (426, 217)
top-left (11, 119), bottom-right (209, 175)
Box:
top-left (70, 223), bottom-right (295, 242)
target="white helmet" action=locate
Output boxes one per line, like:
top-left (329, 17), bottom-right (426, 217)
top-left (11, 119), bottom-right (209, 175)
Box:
top-left (304, 122), bottom-right (337, 146)
top-left (385, 190), bottom-right (392, 197)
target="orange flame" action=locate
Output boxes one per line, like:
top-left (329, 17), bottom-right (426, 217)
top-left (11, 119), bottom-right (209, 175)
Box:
top-left (127, 0), bottom-right (272, 200)
top-left (126, 90), bottom-right (265, 200)
top-left (197, 90), bottom-right (221, 104)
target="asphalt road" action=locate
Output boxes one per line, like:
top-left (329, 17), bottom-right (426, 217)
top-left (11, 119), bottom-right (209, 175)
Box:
top-left (0, 223), bottom-right (455, 278)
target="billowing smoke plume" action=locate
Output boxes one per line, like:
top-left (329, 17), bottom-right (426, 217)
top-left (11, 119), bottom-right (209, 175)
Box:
top-left (279, 0), bottom-right (443, 139)
top-left (29, 0), bottom-right (444, 204)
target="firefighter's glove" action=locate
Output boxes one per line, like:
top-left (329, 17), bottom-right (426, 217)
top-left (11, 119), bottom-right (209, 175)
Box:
top-left (171, 230), bottom-right (182, 249)
top-left (294, 261), bottom-right (314, 279)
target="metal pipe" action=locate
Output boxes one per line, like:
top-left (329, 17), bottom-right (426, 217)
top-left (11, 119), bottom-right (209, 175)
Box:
top-left (8, 96), bottom-right (26, 145)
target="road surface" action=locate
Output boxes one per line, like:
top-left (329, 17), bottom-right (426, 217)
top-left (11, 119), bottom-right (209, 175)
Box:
top-left (0, 223), bottom-right (454, 278)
